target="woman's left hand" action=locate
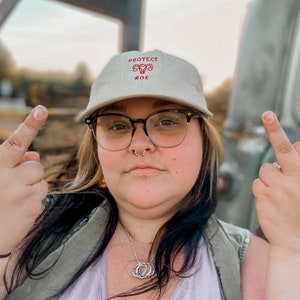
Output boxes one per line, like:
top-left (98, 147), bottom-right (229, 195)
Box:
top-left (252, 111), bottom-right (300, 299)
top-left (253, 111), bottom-right (300, 251)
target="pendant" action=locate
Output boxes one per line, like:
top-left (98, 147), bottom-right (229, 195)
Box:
top-left (132, 262), bottom-right (155, 279)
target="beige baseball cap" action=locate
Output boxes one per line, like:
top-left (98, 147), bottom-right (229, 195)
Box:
top-left (77, 49), bottom-right (212, 120)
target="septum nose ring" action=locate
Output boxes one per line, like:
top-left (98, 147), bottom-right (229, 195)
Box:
top-left (134, 150), bottom-right (146, 157)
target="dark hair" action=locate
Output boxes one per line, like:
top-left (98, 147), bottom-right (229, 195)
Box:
top-left (7, 117), bottom-right (222, 299)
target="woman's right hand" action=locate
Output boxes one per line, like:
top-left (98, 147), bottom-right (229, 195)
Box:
top-left (0, 105), bottom-right (49, 255)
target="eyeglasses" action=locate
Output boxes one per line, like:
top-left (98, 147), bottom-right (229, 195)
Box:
top-left (85, 109), bottom-right (201, 151)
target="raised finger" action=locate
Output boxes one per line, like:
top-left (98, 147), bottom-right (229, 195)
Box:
top-left (262, 111), bottom-right (300, 175)
top-left (0, 106), bottom-right (48, 168)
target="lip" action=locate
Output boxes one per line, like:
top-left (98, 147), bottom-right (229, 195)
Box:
top-left (126, 164), bottom-right (164, 177)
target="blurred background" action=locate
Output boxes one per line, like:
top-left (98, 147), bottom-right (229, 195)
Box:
top-left (0, 0), bottom-right (245, 180)
top-left (1, 0), bottom-right (300, 234)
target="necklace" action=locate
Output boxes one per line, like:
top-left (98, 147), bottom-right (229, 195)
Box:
top-left (121, 223), bottom-right (155, 280)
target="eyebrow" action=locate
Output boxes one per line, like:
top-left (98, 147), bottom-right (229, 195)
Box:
top-left (102, 103), bottom-right (124, 112)
top-left (152, 99), bottom-right (176, 109)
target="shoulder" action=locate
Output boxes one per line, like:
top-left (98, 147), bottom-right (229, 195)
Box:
top-left (204, 216), bottom-right (269, 300)
top-left (6, 200), bottom-right (112, 299)
top-left (204, 216), bottom-right (252, 299)
top-left (205, 216), bottom-right (251, 262)
top-left (218, 219), bottom-right (251, 262)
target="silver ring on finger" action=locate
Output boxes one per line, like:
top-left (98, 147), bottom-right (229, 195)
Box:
top-left (272, 161), bottom-right (281, 170)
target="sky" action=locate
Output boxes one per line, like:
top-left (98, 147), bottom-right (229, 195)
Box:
top-left (0, 0), bottom-right (250, 92)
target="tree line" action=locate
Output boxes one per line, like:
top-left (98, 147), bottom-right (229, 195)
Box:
top-left (0, 40), bottom-right (92, 108)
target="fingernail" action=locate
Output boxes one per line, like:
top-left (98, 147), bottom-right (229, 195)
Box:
top-left (33, 105), bottom-right (46, 120)
top-left (262, 111), bottom-right (275, 124)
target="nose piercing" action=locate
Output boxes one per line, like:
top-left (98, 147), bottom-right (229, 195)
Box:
top-left (134, 150), bottom-right (146, 157)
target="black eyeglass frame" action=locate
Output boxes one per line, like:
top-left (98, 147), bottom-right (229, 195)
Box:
top-left (85, 109), bottom-right (201, 150)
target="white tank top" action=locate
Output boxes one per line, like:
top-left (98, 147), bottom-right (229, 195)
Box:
top-left (60, 237), bottom-right (225, 299)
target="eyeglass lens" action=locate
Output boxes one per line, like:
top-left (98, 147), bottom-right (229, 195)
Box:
top-left (91, 110), bottom-right (195, 151)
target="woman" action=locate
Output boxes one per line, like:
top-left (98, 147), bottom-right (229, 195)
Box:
top-left (0, 50), bottom-right (299, 299)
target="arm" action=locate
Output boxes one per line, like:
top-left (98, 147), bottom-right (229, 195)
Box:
top-left (0, 106), bottom-right (48, 294)
top-left (252, 111), bottom-right (300, 299)
top-left (240, 235), bottom-right (269, 300)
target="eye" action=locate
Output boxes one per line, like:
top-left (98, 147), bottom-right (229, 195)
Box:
top-left (99, 116), bottom-right (132, 132)
top-left (159, 119), bottom-right (178, 126)
top-left (108, 121), bottom-right (131, 131)
top-left (151, 112), bottom-right (183, 128)
top-left (109, 122), bottom-right (128, 131)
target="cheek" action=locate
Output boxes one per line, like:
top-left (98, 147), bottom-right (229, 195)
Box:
top-left (171, 137), bottom-right (203, 186)
top-left (184, 124), bottom-right (203, 169)
top-left (97, 147), bottom-right (116, 179)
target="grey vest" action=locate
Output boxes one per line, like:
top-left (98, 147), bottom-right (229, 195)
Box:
top-left (6, 201), bottom-right (249, 300)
